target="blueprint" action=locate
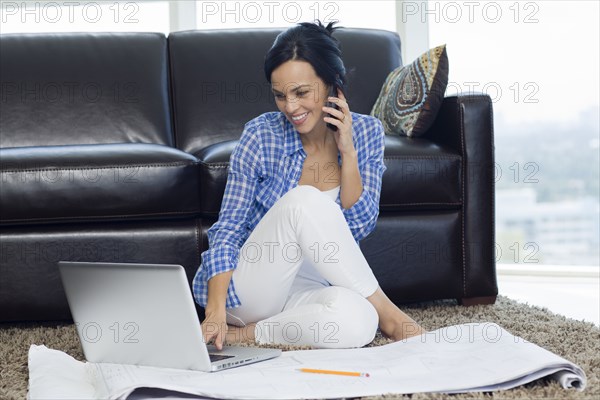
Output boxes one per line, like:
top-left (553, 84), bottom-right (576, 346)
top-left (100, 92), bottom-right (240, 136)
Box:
top-left (27, 323), bottom-right (586, 399)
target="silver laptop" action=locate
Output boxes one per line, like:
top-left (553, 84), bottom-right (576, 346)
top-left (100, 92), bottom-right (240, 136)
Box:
top-left (58, 261), bottom-right (281, 372)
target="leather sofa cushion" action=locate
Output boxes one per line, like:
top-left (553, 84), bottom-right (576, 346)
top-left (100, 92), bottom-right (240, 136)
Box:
top-left (360, 210), bottom-right (463, 303)
top-left (194, 136), bottom-right (461, 216)
top-left (0, 144), bottom-right (201, 225)
top-left (0, 32), bottom-right (173, 148)
top-left (0, 218), bottom-right (203, 321)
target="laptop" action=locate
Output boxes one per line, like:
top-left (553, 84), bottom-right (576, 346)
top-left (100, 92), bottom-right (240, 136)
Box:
top-left (58, 261), bottom-right (281, 372)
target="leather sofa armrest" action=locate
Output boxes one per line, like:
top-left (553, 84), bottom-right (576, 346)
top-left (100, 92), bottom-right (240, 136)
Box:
top-left (427, 93), bottom-right (494, 156)
top-left (427, 93), bottom-right (498, 302)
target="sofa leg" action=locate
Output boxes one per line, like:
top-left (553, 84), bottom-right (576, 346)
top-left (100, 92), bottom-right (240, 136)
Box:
top-left (458, 296), bottom-right (497, 306)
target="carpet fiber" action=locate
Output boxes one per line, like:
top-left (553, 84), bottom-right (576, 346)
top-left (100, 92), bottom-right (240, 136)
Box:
top-left (1, 295), bottom-right (598, 399)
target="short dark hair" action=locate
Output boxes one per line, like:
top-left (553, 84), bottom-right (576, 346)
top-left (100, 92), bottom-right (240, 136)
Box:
top-left (264, 20), bottom-right (346, 95)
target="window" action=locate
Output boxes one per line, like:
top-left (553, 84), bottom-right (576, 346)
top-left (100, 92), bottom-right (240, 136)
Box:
top-left (0, 1), bottom-right (170, 34)
top-left (0, 1), bottom-right (396, 35)
top-left (426, 0), bottom-right (599, 267)
top-left (194, 0), bottom-right (396, 30)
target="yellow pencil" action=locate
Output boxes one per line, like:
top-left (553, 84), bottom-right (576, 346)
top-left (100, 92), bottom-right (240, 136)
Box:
top-left (298, 368), bottom-right (370, 377)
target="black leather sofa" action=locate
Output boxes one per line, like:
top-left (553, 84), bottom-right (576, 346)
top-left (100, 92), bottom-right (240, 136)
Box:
top-left (0, 28), bottom-right (497, 323)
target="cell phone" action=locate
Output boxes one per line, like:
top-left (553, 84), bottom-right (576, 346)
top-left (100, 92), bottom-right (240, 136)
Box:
top-left (326, 84), bottom-right (341, 132)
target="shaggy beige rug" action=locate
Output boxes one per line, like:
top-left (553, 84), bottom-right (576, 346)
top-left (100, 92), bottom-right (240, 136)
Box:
top-left (1, 295), bottom-right (598, 399)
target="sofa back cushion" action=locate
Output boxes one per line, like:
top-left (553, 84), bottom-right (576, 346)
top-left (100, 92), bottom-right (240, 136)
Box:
top-left (0, 32), bottom-right (173, 148)
top-left (169, 28), bottom-right (401, 156)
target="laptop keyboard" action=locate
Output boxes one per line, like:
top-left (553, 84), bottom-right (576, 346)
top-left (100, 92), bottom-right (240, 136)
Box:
top-left (208, 353), bottom-right (235, 362)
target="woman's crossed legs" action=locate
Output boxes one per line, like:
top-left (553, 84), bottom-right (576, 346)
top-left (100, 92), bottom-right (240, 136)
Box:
top-left (225, 185), bottom-right (424, 348)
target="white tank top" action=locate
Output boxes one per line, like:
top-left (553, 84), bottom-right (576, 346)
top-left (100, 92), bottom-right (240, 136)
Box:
top-left (321, 185), bottom-right (341, 201)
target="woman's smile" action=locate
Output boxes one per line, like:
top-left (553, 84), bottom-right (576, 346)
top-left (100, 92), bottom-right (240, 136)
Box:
top-left (291, 112), bottom-right (309, 125)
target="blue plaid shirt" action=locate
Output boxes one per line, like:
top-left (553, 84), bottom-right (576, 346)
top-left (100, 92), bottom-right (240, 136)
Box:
top-left (192, 111), bottom-right (387, 309)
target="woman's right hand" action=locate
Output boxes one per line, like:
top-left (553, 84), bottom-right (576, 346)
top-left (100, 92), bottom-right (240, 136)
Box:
top-left (202, 306), bottom-right (228, 350)
top-left (202, 270), bottom-right (234, 350)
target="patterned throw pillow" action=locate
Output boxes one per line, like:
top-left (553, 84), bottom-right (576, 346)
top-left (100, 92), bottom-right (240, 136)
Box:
top-left (371, 44), bottom-right (449, 137)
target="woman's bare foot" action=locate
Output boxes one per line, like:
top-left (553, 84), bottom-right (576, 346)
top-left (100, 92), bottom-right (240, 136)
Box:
top-left (378, 311), bottom-right (427, 341)
top-left (225, 323), bottom-right (256, 344)
top-left (367, 287), bottom-right (427, 341)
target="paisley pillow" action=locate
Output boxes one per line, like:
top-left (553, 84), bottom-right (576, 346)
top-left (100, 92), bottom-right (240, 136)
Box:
top-left (371, 44), bottom-right (449, 137)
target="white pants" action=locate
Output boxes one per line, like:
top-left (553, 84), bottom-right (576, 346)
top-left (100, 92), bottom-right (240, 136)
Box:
top-left (226, 185), bottom-right (380, 349)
